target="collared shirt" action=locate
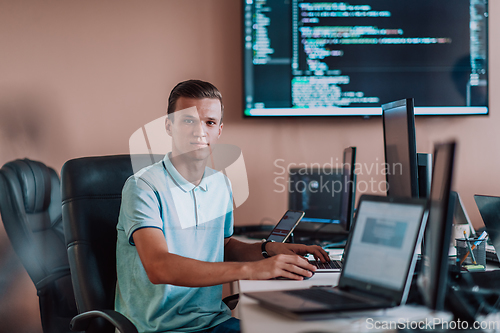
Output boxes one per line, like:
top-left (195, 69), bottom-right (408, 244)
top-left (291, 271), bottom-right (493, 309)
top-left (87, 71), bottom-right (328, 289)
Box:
top-left (115, 153), bottom-right (233, 333)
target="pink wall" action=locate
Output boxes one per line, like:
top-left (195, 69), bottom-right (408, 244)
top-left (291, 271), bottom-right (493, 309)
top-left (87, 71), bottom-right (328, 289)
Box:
top-left (0, 1), bottom-right (498, 331)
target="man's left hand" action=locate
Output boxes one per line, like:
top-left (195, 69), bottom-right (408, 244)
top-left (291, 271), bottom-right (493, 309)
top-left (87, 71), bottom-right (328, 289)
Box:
top-left (265, 242), bottom-right (330, 263)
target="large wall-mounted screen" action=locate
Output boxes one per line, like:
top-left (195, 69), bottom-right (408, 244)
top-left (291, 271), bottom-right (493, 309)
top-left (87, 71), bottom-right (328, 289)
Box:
top-left (243, 0), bottom-right (488, 117)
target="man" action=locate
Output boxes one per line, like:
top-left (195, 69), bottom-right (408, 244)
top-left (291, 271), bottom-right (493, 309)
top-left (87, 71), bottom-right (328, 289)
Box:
top-left (115, 80), bottom-right (329, 333)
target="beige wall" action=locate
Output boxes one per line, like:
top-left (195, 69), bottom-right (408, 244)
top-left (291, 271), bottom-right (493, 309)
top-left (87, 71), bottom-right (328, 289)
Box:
top-left (0, 1), bottom-right (498, 331)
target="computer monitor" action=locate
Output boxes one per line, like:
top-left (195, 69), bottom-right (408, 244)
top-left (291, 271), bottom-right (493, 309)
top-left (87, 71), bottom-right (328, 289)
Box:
top-left (288, 170), bottom-right (343, 225)
top-left (382, 98), bottom-right (419, 198)
top-left (339, 147), bottom-right (357, 230)
top-left (290, 146), bottom-right (357, 239)
top-left (417, 153), bottom-right (433, 199)
top-left (417, 141), bottom-right (456, 311)
top-left (242, 1), bottom-right (489, 117)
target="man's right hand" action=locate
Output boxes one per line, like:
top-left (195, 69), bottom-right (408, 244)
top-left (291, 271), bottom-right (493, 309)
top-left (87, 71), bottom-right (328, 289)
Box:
top-left (134, 228), bottom-right (317, 286)
top-left (242, 254), bottom-right (316, 280)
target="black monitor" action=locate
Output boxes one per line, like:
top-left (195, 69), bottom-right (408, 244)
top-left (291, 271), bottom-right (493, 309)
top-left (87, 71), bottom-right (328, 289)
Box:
top-left (339, 147), bottom-right (357, 230)
top-left (290, 146), bottom-right (356, 239)
top-left (288, 170), bottom-right (343, 226)
top-left (382, 98), bottom-right (419, 198)
top-left (417, 141), bottom-right (456, 311)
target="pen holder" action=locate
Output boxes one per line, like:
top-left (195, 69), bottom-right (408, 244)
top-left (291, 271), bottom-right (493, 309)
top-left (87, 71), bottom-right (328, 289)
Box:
top-left (456, 238), bottom-right (486, 268)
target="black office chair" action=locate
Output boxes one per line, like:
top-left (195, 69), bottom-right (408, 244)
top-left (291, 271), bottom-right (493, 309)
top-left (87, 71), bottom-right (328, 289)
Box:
top-left (0, 158), bottom-right (78, 333)
top-left (61, 155), bottom-right (144, 333)
top-left (61, 154), bottom-right (238, 333)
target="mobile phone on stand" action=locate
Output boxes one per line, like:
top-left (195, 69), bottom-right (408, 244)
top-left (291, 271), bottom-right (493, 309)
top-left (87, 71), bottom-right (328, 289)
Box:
top-left (266, 210), bottom-right (305, 243)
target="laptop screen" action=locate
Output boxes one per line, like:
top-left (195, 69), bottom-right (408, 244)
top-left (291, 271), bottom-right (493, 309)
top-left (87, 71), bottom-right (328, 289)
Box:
top-left (342, 199), bottom-right (426, 291)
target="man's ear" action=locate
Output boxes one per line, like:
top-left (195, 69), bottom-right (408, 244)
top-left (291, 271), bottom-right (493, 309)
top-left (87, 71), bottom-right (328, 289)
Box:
top-left (218, 122), bottom-right (223, 138)
top-left (165, 116), bottom-right (173, 137)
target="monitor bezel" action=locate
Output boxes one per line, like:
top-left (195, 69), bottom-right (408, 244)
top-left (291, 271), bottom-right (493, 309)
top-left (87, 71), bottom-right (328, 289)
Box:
top-left (417, 141), bottom-right (456, 311)
top-left (340, 146), bottom-right (356, 231)
top-left (382, 98), bottom-right (419, 198)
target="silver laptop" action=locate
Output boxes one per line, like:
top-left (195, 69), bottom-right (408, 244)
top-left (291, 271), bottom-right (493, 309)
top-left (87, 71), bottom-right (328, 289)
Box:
top-left (474, 194), bottom-right (500, 263)
top-left (308, 146), bottom-right (357, 272)
top-left (245, 195), bottom-right (428, 320)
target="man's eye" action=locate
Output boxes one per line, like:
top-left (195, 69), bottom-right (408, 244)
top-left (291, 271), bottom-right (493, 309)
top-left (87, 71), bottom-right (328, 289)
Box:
top-left (184, 119), bottom-right (194, 124)
top-left (207, 121), bottom-right (216, 126)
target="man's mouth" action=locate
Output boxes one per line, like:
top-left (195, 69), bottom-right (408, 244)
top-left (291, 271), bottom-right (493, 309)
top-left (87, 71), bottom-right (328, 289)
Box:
top-left (190, 142), bottom-right (209, 148)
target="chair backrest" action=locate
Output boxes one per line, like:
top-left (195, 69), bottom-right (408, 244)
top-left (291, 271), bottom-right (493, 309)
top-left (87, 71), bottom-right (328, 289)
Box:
top-left (61, 155), bottom-right (160, 332)
top-left (0, 158), bottom-right (77, 333)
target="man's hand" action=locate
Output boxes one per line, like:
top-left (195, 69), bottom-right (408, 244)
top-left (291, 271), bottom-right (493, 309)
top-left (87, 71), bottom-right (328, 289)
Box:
top-left (223, 238), bottom-right (331, 281)
top-left (265, 242), bottom-right (330, 263)
top-left (243, 254), bottom-right (316, 280)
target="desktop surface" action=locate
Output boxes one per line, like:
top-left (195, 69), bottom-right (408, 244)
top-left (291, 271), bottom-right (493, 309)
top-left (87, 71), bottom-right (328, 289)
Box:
top-left (237, 246), bottom-right (500, 333)
top-left (239, 274), bottom-right (453, 333)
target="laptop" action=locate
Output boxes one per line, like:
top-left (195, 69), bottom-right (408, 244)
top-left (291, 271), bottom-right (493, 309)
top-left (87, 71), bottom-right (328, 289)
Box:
top-left (291, 147), bottom-right (356, 241)
top-left (245, 194), bottom-right (428, 320)
top-left (474, 194), bottom-right (500, 263)
top-left (308, 146), bottom-right (357, 272)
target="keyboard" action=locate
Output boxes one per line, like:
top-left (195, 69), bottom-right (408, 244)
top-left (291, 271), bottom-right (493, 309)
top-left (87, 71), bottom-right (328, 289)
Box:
top-left (284, 288), bottom-right (364, 307)
top-left (310, 259), bottom-right (343, 270)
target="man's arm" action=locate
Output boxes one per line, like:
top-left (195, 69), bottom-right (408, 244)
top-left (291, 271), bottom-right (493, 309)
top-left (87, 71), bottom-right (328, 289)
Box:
top-left (133, 227), bottom-right (317, 287)
top-left (224, 237), bottom-right (330, 263)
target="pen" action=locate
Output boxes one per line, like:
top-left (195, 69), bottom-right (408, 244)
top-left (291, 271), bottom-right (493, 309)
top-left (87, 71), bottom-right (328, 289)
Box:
top-left (458, 231), bottom-right (487, 266)
top-left (465, 232), bottom-right (477, 265)
top-left (474, 231), bottom-right (488, 246)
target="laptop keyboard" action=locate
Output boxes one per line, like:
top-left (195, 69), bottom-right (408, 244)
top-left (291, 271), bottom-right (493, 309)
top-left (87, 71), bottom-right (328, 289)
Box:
top-left (310, 259), bottom-right (342, 270)
top-left (284, 288), bottom-right (364, 307)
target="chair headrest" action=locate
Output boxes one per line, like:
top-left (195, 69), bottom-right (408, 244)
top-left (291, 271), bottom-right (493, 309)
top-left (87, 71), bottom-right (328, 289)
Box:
top-left (61, 154), bottom-right (163, 200)
top-left (3, 159), bottom-right (53, 213)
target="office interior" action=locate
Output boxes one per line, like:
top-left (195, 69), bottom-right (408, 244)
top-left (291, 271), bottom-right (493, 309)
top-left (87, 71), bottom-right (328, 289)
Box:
top-left (0, 1), bottom-right (498, 332)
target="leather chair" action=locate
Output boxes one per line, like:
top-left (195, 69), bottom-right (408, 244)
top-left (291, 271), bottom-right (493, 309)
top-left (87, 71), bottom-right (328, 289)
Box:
top-left (0, 158), bottom-right (78, 333)
top-left (61, 154), bottom-right (239, 333)
top-left (61, 155), bottom-right (144, 333)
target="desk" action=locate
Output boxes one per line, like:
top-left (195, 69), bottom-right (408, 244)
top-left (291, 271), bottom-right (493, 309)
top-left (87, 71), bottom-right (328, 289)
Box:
top-left (234, 240), bottom-right (500, 331)
top-left (238, 273), bottom-right (453, 333)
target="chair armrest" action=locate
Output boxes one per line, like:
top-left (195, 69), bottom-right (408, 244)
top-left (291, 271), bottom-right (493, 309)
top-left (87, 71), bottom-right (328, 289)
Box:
top-left (70, 309), bottom-right (138, 333)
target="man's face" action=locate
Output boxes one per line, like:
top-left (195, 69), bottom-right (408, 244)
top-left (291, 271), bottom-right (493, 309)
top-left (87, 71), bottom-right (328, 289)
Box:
top-left (166, 97), bottom-right (223, 162)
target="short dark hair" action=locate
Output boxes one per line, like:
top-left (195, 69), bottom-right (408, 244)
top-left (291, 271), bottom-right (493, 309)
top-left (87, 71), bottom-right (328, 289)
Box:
top-left (167, 79), bottom-right (224, 122)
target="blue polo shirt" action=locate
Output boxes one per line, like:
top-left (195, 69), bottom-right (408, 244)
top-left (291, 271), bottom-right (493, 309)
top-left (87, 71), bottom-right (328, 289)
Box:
top-left (115, 153), bottom-right (233, 333)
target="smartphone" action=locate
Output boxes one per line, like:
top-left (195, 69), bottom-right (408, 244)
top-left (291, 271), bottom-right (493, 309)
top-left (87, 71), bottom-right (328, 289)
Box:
top-left (266, 210), bottom-right (305, 243)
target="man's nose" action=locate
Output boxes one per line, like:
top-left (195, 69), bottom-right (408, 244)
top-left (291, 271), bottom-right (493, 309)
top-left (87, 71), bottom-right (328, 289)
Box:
top-left (193, 121), bottom-right (207, 137)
